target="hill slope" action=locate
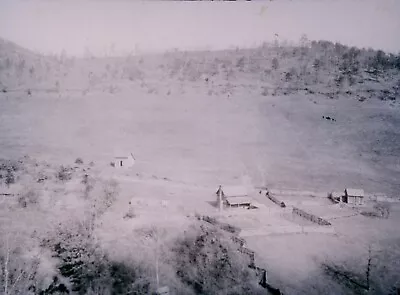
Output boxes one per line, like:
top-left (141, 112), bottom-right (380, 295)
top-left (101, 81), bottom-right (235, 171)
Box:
top-left (1, 38), bottom-right (400, 102)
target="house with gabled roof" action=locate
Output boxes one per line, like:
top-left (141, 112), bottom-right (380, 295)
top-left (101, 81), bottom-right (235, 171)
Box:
top-left (344, 188), bottom-right (364, 205)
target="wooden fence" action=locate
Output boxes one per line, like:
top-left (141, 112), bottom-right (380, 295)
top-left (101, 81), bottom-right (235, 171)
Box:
top-left (292, 207), bottom-right (331, 226)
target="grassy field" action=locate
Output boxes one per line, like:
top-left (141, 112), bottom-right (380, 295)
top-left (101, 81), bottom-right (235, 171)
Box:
top-left (1, 38), bottom-right (400, 294)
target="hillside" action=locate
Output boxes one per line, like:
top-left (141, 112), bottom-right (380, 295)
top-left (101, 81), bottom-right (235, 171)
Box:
top-left (1, 38), bottom-right (400, 102)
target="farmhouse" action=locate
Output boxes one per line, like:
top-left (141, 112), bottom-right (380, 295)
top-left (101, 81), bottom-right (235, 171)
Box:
top-left (344, 188), bottom-right (364, 205)
top-left (112, 153), bottom-right (135, 168)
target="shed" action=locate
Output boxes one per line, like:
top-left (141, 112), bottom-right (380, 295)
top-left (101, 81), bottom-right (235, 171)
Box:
top-left (112, 153), bottom-right (135, 168)
top-left (344, 188), bottom-right (364, 205)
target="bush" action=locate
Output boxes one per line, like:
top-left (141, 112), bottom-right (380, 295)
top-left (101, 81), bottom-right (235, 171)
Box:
top-left (271, 57), bottom-right (279, 70)
top-left (56, 165), bottom-right (72, 182)
top-left (89, 179), bottom-right (119, 217)
top-left (123, 207), bottom-right (136, 219)
top-left (75, 158), bottom-right (84, 165)
top-left (373, 202), bottom-right (391, 218)
top-left (0, 159), bottom-right (21, 187)
top-left (261, 87), bottom-right (269, 96)
top-left (0, 159), bottom-right (21, 173)
top-left (172, 225), bottom-right (263, 295)
top-left (5, 169), bottom-right (15, 187)
top-left (44, 225), bottom-right (151, 295)
top-left (18, 189), bottom-right (39, 208)
top-left (102, 179), bottom-right (118, 209)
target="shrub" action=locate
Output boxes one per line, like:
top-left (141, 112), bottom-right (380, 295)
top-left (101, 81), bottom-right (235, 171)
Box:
top-left (123, 207), bottom-right (136, 220)
top-left (285, 67), bottom-right (298, 82)
top-left (81, 174), bottom-right (94, 199)
top-left (0, 159), bottom-right (20, 187)
top-left (75, 158), bottom-right (84, 165)
top-left (236, 56), bottom-right (245, 71)
top-left (56, 165), bottom-right (72, 182)
top-left (261, 87), bottom-right (269, 96)
top-left (271, 57), bottom-right (279, 70)
top-left (373, 202), bottom-right (391, 218)
top-left (45, 225), bottom-right (151, 295)
top-left (18, 189), bottom-right (39, 208)
top-left (89, 179), bottom-right (119, 217)
top-left (103, 179), bottom-right (118, 207)
top-left (5, 169), bottom-right (15, 187)
top-left (0, 159), bottom-right (21, 173)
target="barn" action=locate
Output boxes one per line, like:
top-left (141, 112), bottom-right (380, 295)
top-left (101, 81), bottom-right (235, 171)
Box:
top-left (344, 188), bottom-right (364, 205)
top-left (215, 185), bottom-right (254, 209)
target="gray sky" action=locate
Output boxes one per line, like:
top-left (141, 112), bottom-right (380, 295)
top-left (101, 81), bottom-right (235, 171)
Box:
top-left (0, 0), bottom-right (399, 57)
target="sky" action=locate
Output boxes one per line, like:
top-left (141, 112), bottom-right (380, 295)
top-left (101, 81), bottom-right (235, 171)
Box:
top-left (0, 0), bottom-right (399, 57)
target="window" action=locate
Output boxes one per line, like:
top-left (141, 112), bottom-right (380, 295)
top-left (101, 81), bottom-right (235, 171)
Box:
top-left (120, 161), bottom-right (123, 167)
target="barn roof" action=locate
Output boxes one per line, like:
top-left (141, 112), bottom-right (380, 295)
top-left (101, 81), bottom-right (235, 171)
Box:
top-left (345, 188), bottom-right (365, 197)
top-left (226, 196), bottom-right (253, 206)
top-left (221, 185), bottom-right (248, 197)
top-left (114, 153), bottom-right (135, 160)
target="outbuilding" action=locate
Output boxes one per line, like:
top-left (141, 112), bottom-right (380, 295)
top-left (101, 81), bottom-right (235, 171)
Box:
top-left (216, 185), bottom-right (253, 209)
top-left (344, 188), bottom-right (364, 205)
top-left (112, 153), bottom-right (135, 168)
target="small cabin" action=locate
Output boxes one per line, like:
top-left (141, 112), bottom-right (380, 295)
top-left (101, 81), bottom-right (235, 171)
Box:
top-left (112, 153), bottom-right (135, 168)
top-left (344, 188), bottom-right (364, 205)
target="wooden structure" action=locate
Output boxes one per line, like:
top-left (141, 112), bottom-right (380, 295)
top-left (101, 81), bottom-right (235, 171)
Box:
top-left (344, 188), bottom-right (364, 205)
top-left (216, 185), bottom-right (253, 209)
top-left (225, 196), bottom-right (253, 208)
top-left (216, 185), bottom-right (248, 198)
top-left (112, 153), bottom-right (135, 168)
top-left (292, 207), bottom-right (332, 226)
